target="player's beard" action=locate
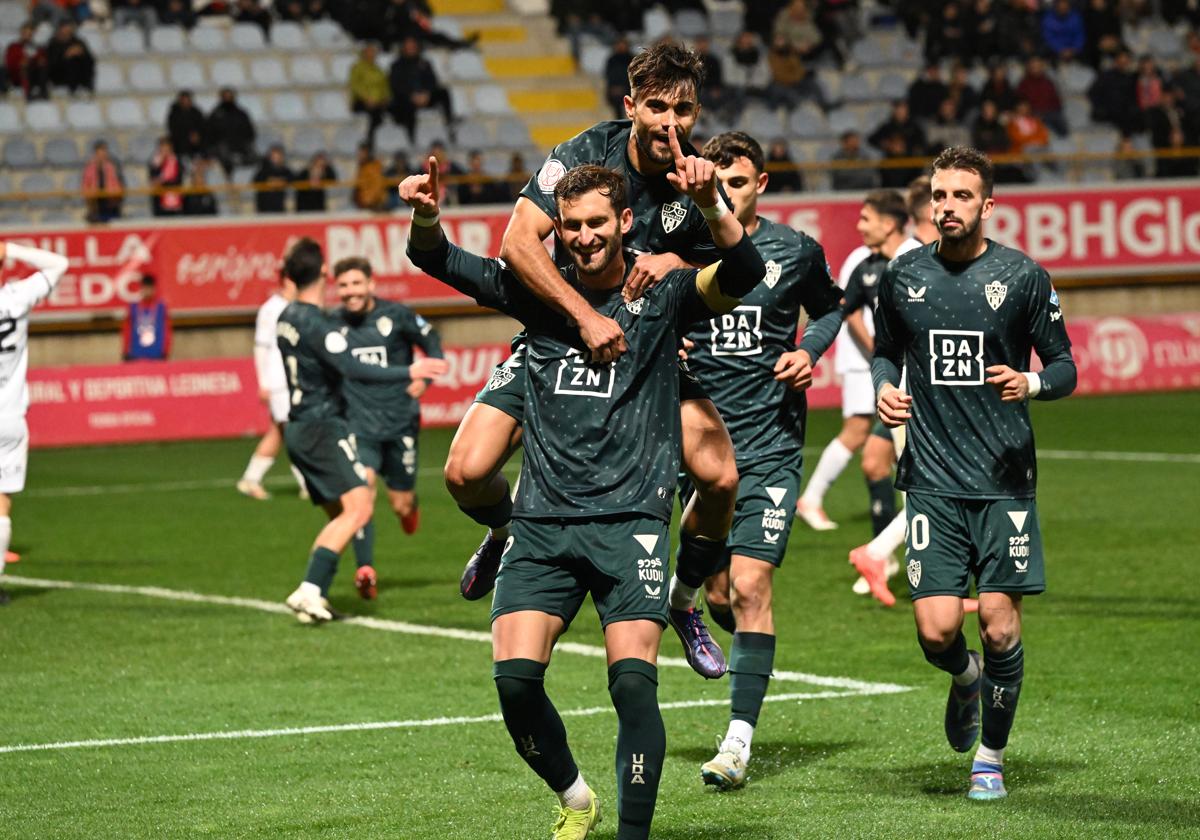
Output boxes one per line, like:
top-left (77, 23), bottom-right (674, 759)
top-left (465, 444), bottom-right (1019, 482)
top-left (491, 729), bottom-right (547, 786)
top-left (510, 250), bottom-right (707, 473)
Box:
top-left (570, 236), bottom-right (621, 276)
top-left (634, 120), bottom-right (677, 167)
top-left (937, 209), bottom-right (982, 242)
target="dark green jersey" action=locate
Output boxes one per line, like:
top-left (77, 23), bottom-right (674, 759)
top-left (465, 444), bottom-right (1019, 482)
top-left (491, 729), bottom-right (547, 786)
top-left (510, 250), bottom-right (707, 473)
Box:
top-left (276, 300), bottom-right (416, 424)
top-left (334, 298), bottom-right (444, 439)
top-left (683, 218), bottom-right (843, 460)
top-left (842, 252), bottom-right (888, 316)
top-left (520, 120), bottom-right (720, 268)
top-left (872, 240), bottom-right (1075, 499)
top-left (410, 239), bottom-right (722, 524)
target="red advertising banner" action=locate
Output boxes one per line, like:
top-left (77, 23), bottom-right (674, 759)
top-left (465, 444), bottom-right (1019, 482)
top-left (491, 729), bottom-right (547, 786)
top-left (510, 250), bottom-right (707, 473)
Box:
top-left (5, 181), bottom-right (1200, 322)
top-left (27, 313), bottom-right (1200, 448)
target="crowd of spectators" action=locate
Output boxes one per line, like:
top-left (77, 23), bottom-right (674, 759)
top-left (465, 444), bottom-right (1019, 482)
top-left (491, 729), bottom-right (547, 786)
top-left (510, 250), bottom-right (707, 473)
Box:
top-left (2, 20), bottom-right (95, 98)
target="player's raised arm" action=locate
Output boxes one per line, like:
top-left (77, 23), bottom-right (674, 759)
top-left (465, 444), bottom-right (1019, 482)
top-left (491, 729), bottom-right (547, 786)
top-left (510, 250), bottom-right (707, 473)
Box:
top-left (1, 242), bottom-right (70, 317)
top-left (399, 156), bottom-right (444, 251)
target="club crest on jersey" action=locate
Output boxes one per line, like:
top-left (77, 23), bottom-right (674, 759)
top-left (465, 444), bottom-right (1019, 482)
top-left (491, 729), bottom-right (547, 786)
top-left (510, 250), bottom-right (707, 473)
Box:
top-left (762, 260), bottom-right (781, 289)
top-left (661, 201), bottom-right (686, 233)
top-left (488, 367), bottom-right (515, 391)
top-left (376, 315), bottom-right (393, 337)
top-left (537, 158), bottom-right (567, 193)
top-left (863, 272), bottom-right (878, 287)
top-left (907, 557), bottom-right (922, 587)
top-left (985, 280), bottom-right (1008, 310)
top-left (625, 297), bottom-right (644, 316)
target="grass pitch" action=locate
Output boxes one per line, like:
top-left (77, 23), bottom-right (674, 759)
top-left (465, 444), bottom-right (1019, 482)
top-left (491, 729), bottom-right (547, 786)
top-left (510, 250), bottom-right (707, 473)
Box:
top-left (2, 392), bottom-right (1198, 839)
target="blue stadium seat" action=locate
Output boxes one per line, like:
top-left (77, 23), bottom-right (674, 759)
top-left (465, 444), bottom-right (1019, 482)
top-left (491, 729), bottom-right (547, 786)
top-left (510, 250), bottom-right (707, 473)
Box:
top-left (146, 95), bottom-right (172, 126)
top-left (333, 124), bottom-right (369, 157)
top-left (429, 16), bottom-right (463, 39)
top-left (642, 7), bottom-right (671, 40)
top-left (579, 43), bottom-right (609, 76)
top-left (271, 21), bottom-right (308, 50)
top-left (123, 132), bottom-right (158, 163)
top-left (271, 92), bottom-right (309, 123)
top-left (290, 55), bottom-right (327, 87)
top-left (329, 53), bottom-right (355, 82)
top-left (473, 85), bottom-right (511, 115)
top-left (44, 137), bottom-right (81, 167)
top-left (79, 27), bottom-right (108, 57)
top-left (0, 103), bottom-right (19, 134)
top-left (211, 58), bottom-right (249, 90)
top-left (448, 52), bottom-right (489, 82)
top-left (496, 117), bottom-right (533, 148)
top-left (292, 126), bottom-right (327, 158)
top-left (311, 90), bottom-right (353, 123)
top-left (230, 23), bottom-right (266, 52)
top-left (674, 9), bottom-right (709, 38)
top-left (237, 93), bottom-right (268, 124)
top-left (109, 26), bottom-right (144, 56)
top-left (249, 56), bottom-right (289, 89)
top-left (25, 101), bottom-right (64, 132)
top-left (169, 60), bottom-right (207, 91)
top-left (839, 74), bottom-right (877, 103)
top-left (128, 59), bottom-right (169, 93)
top-left (189, 25), bottom-right (227, 53)
top-left (374, 125), bottom-right (412, 157)
top-left (827, 107), bottom-right (859, 136)
top-left (309, 19), bottom-right (350, 49)
top-left (455, 120), bottom-right (491, 149)
top-left (96, 63), bottom-right (125, 94)
top-left (107, 98), bottom-right (149, 129)
top-left (1060, 63), bottom-right (1095, 96)
top-left (149, 26), bottom-right (187, 53)
top-left (788, 105), bottom-right (829, 139)
top-left (878, 72), bottom-right (910, 101)
top-left (17, 171), bottom-right (55, 205)
top-left (0, 2), bottom-right (26, 29)
top-left (3, 138), bottom-right (38, 169)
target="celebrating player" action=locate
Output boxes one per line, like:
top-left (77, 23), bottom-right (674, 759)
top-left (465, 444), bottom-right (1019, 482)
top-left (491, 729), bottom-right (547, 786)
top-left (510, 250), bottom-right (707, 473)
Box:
top-left (870, 147), bottom-right (1076, 800)
top-left (236, 270), bottom-right (308, 501)
top-left (401, 147), bottom-right (765, 840)
top-left (0, 241), bottom-right (69, 603)
top-left (666, 132), bottom-right (842, 790)
top-left (332, 257), bottom-right (444, 599)
top-left (276, 239), bottom-right (448, 623)
top-left (450, 42), bottom-right (738, 679)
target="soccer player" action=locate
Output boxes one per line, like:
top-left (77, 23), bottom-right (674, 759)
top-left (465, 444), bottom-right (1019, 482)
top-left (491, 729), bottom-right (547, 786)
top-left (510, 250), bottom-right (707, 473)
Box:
top-left (331, 257), bottom-right (444, 599)
top-left (869, 146), bottom-right (1076, 799)
top-left (276, 238), bottom-right (448, 623)
top-left (401, 146), bottom-right (765, 840)
top-left (0, 241), bottom-right (69, 604)
top-left (451, 41), bottom-right (737, 679)
top-left (236, 271), bottom-right (307, 501)
top-left (664, 132), bottom-right (842, 790)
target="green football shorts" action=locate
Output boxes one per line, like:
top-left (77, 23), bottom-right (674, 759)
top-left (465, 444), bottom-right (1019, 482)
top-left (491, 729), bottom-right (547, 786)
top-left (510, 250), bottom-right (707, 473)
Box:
top-left (354, 418), bottom-right (420, 491)
top-left (284, 418), bottom-right (368, 506)
top-left (491, 515), bottom-right (671, 629)
top-left (474, 347), bottom-right (526, 423)
top-left (904, 491), bottom-right (1046, 599)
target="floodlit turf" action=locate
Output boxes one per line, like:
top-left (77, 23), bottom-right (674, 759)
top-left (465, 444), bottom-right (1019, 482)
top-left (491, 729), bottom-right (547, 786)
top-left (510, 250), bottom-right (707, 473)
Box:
top-left (2, 392), bottom-right (1198, 839)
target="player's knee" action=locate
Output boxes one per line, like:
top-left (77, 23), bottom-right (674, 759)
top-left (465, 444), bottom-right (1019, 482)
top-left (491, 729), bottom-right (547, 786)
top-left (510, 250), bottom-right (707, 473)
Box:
top-left (862, 451), bottom-right (891, 482)
top-left (979, 618), bottom-right (1020, 652)
top-left (704, 578), bottom-right (731, 610)
top-left (607, 659), bottom-right (658, 718)
top-left (730, 572), bottom-right (771, 619)
top-left (390, 493), bottom-right (415, 517)
top-left (915, 620), bottom-right (959, 652)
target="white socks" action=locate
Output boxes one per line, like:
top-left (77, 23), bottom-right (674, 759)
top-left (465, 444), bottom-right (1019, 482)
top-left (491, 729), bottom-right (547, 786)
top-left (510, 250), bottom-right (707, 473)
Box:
top-left (243, 454), bottom-right (274, 484)
top-left (975, 744), bottom-right (1004, 766)
top-left (556, 773), bottom-right (592, 810)
top-left (668, 575), bottom-right (699, 611)
top-left (290, 464), bottom-right (307, 492)
top-left (953, 655), bottom-right (982, 686)
top-left (868, 510), bottom-right (907, 558)
top-left (0, 515), bottom-right (9, 576)
top-left (722, 719), bottom-right (754, 763)
top-left (802, 438), bottom-right (853, 504)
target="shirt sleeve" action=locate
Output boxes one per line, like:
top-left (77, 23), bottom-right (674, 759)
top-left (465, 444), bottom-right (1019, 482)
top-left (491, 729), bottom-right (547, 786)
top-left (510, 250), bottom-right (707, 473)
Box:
top-left (401, 308), bottom-right (445, 360)
top-left (870, 266), bottom-right (906, 395)
top-left (796, 246), bottom-right (844, 363)
top-left (1025, 267), bottom-right (1076, 400)
top-left (841, 267), bottom-right (867, 315)
top-left (1, 243), bottom-right (69, 318)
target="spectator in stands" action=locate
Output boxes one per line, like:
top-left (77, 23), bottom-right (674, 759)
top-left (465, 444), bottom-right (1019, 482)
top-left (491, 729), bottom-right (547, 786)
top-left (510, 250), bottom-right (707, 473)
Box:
top-left (604, 36), bottom-right (634, 118)
top-left (111, 0), bottom-right (157, 37)
top-left (295, 152), bottom-right (337, 212)
top-left (1147, 88), bottom-right (1188, 150)
top-left (353, 142), bottom-right (386, 211)
top-left (253, 144), bottom-right (292, 213)
top-left (869, 100), bottom-right (927, 158)
top-left (384, 150), bottom-right (412, 209)
top-left (746, 0), bottom-right (787, 41)
top-left (1112, 135), bottom-right (1146, 180)
top-left (506, 151), bottom-right (528, 201)
top-left (81, 140), bottom-right (124, 223)
top-left (234, 0), bottom-right (272, 36)
top-left (1089, 50), bottom-right (1141, 136)
top-left (1041, 0), bottom-right (1085, 64)
top-left (207, 88), bottom-right (258, 177)
top-left (1082, 0), bottom-right (1122, 67)
top-left (427, 139), bottom-right (464, 205)
top-left (773, 0), bottom-right (823, 63)
top-left (1161, 0), bottom-right (1200, 26)
top-left (1006, 98), bottom-right (1050, 154)
top-left (830, 130), bottom-right (879, 191)
top-left (388, 36), bottom-right (454, 143)
top-left (349, 43), bottom-right (390, 149)
top-left (457, 149), bottom-right (507, 206)
top-left (693, 35), bottom-right (731, 118)
top-left (926, 97), bottom-right (972, 152)
top-left (972, 99), bottom-right (1011, 154)
top-left (558, 6), bottom-right (617, 63)
top-left (875, 129), bottom-right (923, 187)
top-left (1136, 55), bottom-right (1164, 116)
top-left (1173, 54), bottom-right (1200, 134)
top-left (46, 21), bottom-right (94, 94)
top-left (123, 275), bottom-right (171, 362)
top-left (1155, 127), bottom-right (1199, 178)
top-left (925, 2), bottom-right (967, 64)
top-left (158, 0), bottom-right (196, 29)
top-left (967, 0), bottom-right (1000, 64)
top-left (1016, 56), bottom-right (1067, 136)
top-left (980, 62), bottom-right (1018, 113)
top-left (995, 0), bottom-right (1041, 60)
top-left (168, 91), bottom-right (208, 160)
top-left (946, 62), bottom-right (980, 119)
top-left (727, 30), bottom-right (770, 101)
top-left (766, 33), bottom-right (826, 112)
top-left (766, 139), bottom-right (803, 192)
top-left (383, 0), bottom-right (478, 51)
top-left (148, 136), bottom-right (184, 216)
top-left (182, 157), bottom-right (219, 215)
top-left (816, 0), bottom-right (858, 68)
top-left (5, 24), bottom-right (49, 101)
top-left (908, 65), bottom-right (950, 121)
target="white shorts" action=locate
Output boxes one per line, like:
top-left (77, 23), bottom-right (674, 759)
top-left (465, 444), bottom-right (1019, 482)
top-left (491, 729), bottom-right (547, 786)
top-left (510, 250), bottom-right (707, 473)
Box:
top-left (841, 370), bottom-right (876, 418)
top-left (0, 416), bottom-right (29, 494)
top-left (269, 389), bottom-right (290, 425)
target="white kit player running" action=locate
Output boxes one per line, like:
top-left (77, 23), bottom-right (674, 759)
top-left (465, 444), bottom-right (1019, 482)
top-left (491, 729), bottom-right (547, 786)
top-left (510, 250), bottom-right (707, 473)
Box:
top-left (237, 274), bottom-right (307, 500)
top-left (0, 241), bottom-right (69, 604)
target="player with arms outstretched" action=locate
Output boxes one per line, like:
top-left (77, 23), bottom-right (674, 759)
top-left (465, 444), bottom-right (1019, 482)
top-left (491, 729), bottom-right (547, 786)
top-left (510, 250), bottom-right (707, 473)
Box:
top-left (0, 241), bottom-right (69, 602)
top-left (870, 147), bottom-right (1076, 800)
top-left (402, 144), bottom-right (765, 839)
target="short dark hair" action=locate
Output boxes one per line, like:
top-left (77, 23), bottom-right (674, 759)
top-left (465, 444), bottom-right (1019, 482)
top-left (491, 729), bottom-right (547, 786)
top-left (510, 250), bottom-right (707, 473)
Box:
top-left (906, 175), bottom-right (932, 223)
top-left (701, 131), bottom-right (764, 174)
top-left (140, 273), bottom-right (157, 288)
top-left (930, 145), bottom-right (995, 198)
top-left (863, 189), bottom-right (909, 230)
top-left (553, 164), bottom-right (627, 215)
top-left (283, 237), bottom-right (325, 289)
top-left (627, 41), bottom-right (705, 102)
top-left (333, 256), bottom-right (372, 279)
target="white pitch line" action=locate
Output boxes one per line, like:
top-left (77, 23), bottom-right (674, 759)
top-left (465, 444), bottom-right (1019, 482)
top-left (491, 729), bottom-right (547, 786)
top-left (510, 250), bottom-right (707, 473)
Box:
top-left (1038, 449), bottom-right (1200, 464)
top-left (4, 575), bottom-right (911, 695)
top-left (0, 690), bottom-right (860, 756)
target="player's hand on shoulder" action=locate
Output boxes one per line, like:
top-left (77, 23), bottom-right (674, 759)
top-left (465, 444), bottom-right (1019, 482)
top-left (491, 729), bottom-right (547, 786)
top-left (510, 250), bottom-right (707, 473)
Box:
top-left (577, 310), bottom-right (628, 364)
top-left (623, 252), bottom-right (688, 302)
top-left (774, 348), bottom-right (814, 391)
top-left (985, 364), bottom-right (1029, 402)
top-left (406, 379), bottom-right (429, 398)
top-left (399, 155), bottom-right (441, 217)
top-left (677, 336), bottom-right (695, 362)
top-left (877, 383), bottom-right (912, 427)
top-left (664, 125), bottom-right (719, 209)
top-left (409, 356), bottom-right (449, 381)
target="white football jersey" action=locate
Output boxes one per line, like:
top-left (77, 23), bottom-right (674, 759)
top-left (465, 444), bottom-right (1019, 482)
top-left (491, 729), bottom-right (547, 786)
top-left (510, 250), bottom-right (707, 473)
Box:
top-left (834, 237), bottom-right (923, 374)
top-left (254, 292), bottom-right (289, 392)
top-left (0, 245), bottom-right (68, 417)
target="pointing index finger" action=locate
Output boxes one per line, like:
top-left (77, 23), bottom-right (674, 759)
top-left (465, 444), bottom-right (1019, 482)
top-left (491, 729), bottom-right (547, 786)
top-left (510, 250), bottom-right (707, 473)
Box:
top-left (667, 125), bottom-right (686, 168)
top-left (427, 155), bottom-right (439, 194)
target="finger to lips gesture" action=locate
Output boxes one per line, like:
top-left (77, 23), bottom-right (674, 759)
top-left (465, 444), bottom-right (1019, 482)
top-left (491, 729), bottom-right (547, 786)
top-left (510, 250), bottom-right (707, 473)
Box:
top-left (663, 125), bottom-right (717, 207)
top-left (399, 155), bottom-right (441, 216)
